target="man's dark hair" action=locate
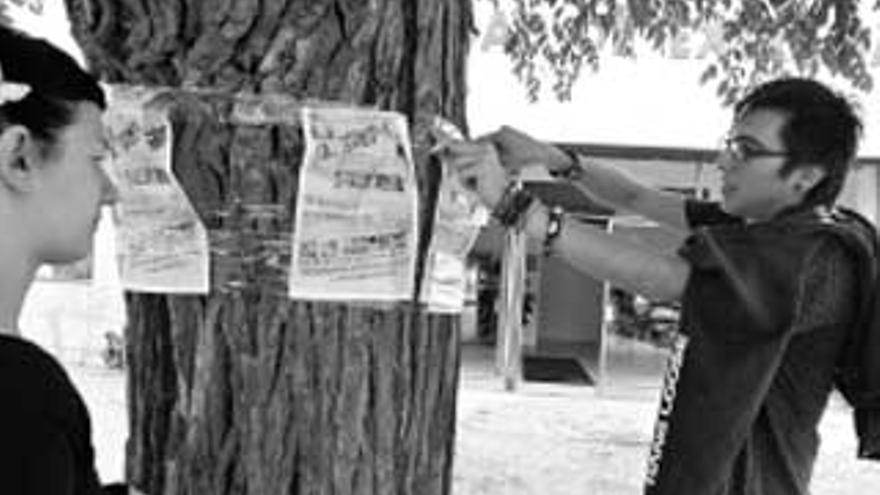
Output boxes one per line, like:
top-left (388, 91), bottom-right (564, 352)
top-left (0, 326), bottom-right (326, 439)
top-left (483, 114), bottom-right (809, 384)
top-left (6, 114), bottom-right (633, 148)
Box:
top-left (735, 78), bottom-right (862, 207)
top-left (0, 25), bottom-right (106, 152)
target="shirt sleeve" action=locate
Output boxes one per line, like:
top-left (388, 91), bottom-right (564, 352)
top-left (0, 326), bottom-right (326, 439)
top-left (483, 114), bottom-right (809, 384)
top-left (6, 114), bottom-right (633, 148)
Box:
top-left (684, 199), bottom-right (743, 229)
top-left (677, 223), bottom-right (821, 339)
top-left (791, 238), bottom-right (859, 334)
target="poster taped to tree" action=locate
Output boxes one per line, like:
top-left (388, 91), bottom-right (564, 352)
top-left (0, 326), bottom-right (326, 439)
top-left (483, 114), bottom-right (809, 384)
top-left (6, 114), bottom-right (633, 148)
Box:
top-left (421, 117), bottom-right (489, 312)
top-left (421, 162), bottom-right (487, 312)
top-left (104, 88), bottom-right (210, 294)
top-left (289, 107), bottom-right (418, 301)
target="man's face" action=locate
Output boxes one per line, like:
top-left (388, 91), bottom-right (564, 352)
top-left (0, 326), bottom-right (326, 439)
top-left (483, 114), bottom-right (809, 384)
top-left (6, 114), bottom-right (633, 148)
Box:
top-left (28, 102), bottom-right (117, 263)
top-left (716, 108), bottom-right (812, 221)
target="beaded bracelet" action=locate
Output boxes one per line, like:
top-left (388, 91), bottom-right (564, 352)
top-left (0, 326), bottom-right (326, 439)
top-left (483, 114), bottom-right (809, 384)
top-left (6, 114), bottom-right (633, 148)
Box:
top-left (491, 182), bottom-right (536, 227)
top-left (543, 206), bottom-right (565, 257)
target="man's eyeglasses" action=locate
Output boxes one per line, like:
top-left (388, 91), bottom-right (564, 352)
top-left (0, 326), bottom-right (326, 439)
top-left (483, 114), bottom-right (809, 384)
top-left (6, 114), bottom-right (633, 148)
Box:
top-left (721, 137), bottom-right (791, 163)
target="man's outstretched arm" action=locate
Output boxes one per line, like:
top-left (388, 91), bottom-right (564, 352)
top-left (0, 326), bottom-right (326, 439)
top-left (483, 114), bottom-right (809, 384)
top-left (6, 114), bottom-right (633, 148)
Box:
top-left (523, 203), bottom-right (690, 301)
top-left (485, 126), bottom-right (690, 233)
top-left (441, 138), bottom-right (690, 301)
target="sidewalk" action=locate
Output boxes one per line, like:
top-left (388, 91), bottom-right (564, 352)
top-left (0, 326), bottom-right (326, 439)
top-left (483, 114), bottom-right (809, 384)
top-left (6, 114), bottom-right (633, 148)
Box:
top-left (454, 343), bottom-right (880, 494)
top-left (48, 332), bottom-right (880, 493)
top-left (454, 344), bottom-right (654, 494)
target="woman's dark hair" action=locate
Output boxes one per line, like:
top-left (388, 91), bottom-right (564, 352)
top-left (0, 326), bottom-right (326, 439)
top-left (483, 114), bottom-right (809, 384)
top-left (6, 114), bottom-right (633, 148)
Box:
top-left (734, 78), bottom-right (862, 207)
top-left (0, 25), bottom-right (105, 148)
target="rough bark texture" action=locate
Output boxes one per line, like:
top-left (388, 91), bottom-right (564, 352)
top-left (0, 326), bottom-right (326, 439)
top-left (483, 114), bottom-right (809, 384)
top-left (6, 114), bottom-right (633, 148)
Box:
top-left (63, 1), bottom-right (471, 494)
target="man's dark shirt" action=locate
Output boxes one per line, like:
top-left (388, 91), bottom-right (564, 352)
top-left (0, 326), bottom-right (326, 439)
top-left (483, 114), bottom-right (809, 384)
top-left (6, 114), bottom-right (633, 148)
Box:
top-left (644, 201), bottom-right (860, 495)
top-left (0, 334), bottom-right (104, 494)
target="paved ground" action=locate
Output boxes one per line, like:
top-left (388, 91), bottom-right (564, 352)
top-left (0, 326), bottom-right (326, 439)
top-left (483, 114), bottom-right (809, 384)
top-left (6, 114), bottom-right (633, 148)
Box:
top-left (453, 344), bottom-right (880, 495)
top-left (453, 350), bottom-right (653, 494)
top-left (61, 342), bottom-right (880, 494)
top-left (21, 281), bottom-right (880, 493)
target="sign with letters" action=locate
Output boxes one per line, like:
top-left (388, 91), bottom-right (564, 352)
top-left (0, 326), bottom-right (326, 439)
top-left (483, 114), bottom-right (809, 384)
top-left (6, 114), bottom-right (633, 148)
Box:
top-left (288, 107), bottom-right (419, 301)
top-left (105, 87), bottom-right (210, 294)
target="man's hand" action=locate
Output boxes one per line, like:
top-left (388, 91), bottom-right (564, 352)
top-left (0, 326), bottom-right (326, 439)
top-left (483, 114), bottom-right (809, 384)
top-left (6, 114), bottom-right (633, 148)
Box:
top-left (434, 140), bottom-right (509, 209)
top-left (482, 126), bottom-right (572, 174)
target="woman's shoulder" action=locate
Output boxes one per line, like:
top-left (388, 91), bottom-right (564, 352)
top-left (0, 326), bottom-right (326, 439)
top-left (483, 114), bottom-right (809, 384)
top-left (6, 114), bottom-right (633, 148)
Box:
top-left (0, 335), bottom-right (82, 418)
top-left (0, 333), bottom-right (69, 375)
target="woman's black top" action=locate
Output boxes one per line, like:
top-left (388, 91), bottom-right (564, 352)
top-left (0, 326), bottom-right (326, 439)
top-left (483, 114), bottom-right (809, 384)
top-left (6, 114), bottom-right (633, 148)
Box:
top-left (0, 334), bottom-right (104, 494)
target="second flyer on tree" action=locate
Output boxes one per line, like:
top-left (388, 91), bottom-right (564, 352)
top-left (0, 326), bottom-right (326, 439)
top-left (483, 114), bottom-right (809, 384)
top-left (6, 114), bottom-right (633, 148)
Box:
top-left (289, 107), bottom-right (419, 301)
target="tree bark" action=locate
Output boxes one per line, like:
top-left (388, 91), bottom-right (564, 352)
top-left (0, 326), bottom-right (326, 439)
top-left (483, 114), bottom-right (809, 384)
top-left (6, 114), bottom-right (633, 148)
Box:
top-left (64, 1), bottom-right (472, 494)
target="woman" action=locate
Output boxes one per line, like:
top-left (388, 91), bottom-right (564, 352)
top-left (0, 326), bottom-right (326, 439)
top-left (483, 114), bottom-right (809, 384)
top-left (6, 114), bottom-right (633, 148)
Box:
top-left (0, 25), bottom-right (122, 494)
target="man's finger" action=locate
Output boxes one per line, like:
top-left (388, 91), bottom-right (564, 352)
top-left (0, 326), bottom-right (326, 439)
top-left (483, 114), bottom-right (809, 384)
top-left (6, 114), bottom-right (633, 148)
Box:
top-left (455, 165), bottom-right (482, 181)
top-left (473, 133), bottom-right (497, 145)
top-left (433, 140), bottom-right (492, 158)
top-left (478, 127), bottom-right (509, 146)
top-left (446, 156), bottom-right (488, 173)
top-left (455, 167), bottom-right (484, 190)
top-left (440, 148), bottom-right (497, 170)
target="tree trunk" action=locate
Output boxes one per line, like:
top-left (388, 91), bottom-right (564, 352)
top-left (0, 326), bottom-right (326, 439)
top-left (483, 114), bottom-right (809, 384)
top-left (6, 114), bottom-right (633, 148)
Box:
top-left (64, 1), bottom-right (472, 494)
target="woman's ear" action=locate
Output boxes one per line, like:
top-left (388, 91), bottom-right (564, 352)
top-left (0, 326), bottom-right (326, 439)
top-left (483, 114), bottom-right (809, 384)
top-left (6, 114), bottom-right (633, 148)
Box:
top-left (0, 125), bottom-right (37, 192)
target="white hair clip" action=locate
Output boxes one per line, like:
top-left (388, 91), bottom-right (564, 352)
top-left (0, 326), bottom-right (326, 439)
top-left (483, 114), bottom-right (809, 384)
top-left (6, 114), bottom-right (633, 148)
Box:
top-left (0, 63), bottom-right (32, 105)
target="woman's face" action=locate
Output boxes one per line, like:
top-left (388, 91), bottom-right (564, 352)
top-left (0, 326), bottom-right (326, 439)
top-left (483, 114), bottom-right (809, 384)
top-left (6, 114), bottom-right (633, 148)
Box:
top-left (28, 101), bottom-right (117, 264)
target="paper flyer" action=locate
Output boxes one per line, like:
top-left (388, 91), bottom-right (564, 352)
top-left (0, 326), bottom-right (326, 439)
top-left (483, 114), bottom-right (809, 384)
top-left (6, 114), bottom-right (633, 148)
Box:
top-left (104, 95), bottom-right (210, 294)
top-left (420, 117), bottom-right (489, 313)
top-left (288, 107), bottom-right (419, 301)
top-left (421, 162), bottom-right (489, 312)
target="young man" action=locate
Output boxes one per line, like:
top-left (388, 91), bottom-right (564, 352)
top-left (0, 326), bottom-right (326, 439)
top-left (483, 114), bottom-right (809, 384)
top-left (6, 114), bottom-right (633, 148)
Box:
top-left (443, 78), bottom-right (876, 494)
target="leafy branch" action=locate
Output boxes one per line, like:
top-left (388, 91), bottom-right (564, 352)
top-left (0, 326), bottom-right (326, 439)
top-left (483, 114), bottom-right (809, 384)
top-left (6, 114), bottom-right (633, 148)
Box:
top-left (496, 0), bottom-right (874, 104)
